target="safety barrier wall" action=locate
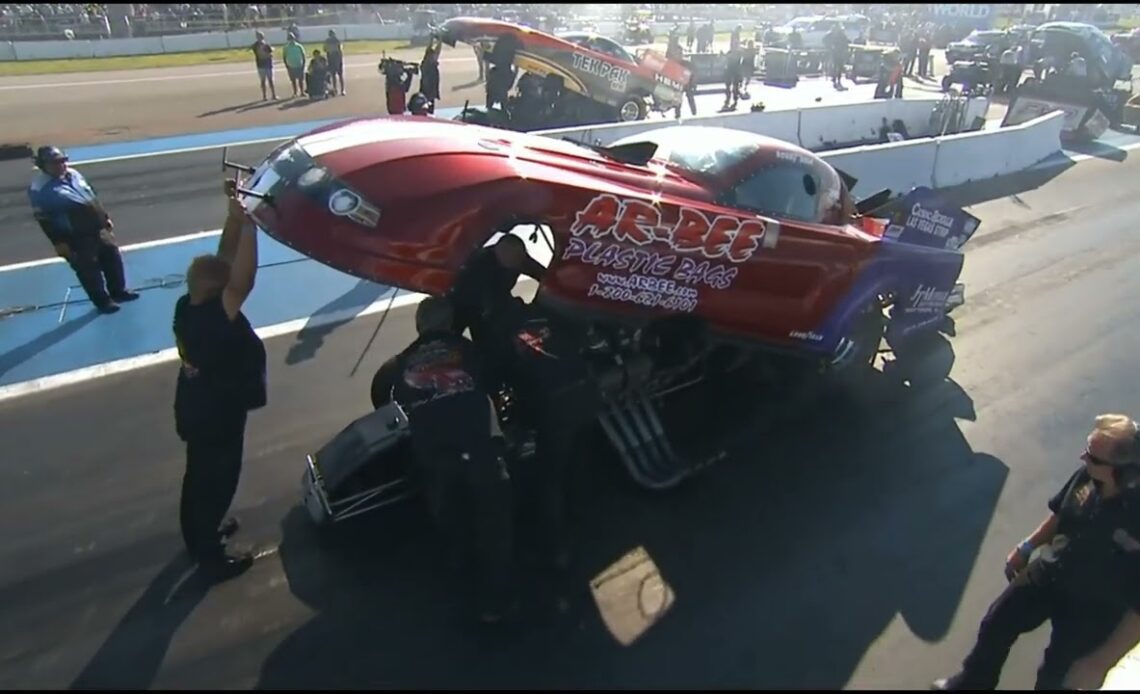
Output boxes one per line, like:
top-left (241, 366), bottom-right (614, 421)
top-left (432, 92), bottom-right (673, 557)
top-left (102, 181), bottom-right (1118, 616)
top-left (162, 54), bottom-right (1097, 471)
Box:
top-left (4, 22), bottom-right (415, 60)
top-left (821, 139), bottom-right (939, 196)
top-left (540, 96), bottom-right (986, 150)
top-left (541, 103), bottom-right (1065, 198)
top-left (931, 110), bottom-right (1065, 188)
top-left (0, 18), bottom-right (756, 61)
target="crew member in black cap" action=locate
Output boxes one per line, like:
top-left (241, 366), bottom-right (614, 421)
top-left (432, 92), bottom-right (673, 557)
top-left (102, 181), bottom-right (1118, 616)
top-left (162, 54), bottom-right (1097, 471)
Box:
top-left (27, 145), bottom-right (139, 314)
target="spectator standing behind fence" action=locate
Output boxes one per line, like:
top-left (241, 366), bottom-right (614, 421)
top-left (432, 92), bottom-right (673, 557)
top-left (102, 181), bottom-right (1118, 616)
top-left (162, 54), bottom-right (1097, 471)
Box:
top-left (283, 33), bottom-right (306, 98)
top-left (250, 31), bottom-right (277, 101)
top-left (324, 29), bottom-right (345, 96)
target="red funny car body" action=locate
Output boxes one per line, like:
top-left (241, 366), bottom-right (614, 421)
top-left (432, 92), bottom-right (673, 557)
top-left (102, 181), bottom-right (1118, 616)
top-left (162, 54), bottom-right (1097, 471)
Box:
top-left (243, 116), bottom-right (897, 352)
top-left (435, 16), bottom-right (692, 111)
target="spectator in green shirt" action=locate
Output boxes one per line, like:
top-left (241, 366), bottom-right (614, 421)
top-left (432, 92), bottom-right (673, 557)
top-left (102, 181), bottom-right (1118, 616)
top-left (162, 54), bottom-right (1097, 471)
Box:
top-left (283, 34), bottom-right (307, 97)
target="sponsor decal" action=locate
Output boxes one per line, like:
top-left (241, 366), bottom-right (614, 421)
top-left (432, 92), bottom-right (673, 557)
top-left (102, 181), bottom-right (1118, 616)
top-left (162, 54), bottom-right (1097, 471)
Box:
top-left (588, 272), bottom-right (699, 313)
top-left (907, 284), bottom-right (952, 314)
top-left (570, 193), bottom-right (767, 264)
top-left (571, 52), bottom-right (630, 91)
top-left (776, 149), bottom-right (814, 166)
top-left (883, 187), bottom-right (979, 251)
top-left (931, 4), bottom-right (992, 19)
top-left (328, 188), bottom-right (381, 227)
top-left (563, 193), bottom-right (762, 313)
top-left (789, 330), bottom-right (824, 342)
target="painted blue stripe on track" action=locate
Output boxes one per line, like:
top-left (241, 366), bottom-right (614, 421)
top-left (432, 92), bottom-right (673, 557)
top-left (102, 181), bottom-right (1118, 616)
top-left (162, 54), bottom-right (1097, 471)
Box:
top-left (67, 106), bottom-right (465, 163)
top-left (0, 236), bottom-right (405, 387)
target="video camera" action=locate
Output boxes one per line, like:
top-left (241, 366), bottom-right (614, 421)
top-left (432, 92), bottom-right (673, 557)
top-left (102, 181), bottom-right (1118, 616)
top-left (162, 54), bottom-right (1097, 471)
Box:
top-left (379, 56), bottom-right (419, 79)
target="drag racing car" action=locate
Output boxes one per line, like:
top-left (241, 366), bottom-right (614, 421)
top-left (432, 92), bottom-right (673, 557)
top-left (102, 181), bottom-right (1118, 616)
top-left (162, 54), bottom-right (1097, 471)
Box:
top-left (434, 16), bottom-right (691, 127)
top-left (227, 117), bottom-right (979, 526)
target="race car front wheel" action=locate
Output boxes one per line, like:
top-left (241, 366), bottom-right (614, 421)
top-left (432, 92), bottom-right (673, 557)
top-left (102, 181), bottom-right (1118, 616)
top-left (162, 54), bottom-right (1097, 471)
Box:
top-left (618, 96), bottom-right (648, 122)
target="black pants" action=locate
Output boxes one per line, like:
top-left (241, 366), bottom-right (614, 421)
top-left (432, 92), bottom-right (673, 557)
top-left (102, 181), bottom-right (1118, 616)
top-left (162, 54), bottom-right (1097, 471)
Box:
top-left (180, 413), bottom-right (247, 562)
top-left (417, 440), bottom-right (513, 607)
top-left (952, 572), bottom-right (1124, 689)
top-left (68, 233), bottom-right (126, 308)
top-left (526, 380), bottom-right (599, 552)
top-left (674, 87), bottom-right (697, 118)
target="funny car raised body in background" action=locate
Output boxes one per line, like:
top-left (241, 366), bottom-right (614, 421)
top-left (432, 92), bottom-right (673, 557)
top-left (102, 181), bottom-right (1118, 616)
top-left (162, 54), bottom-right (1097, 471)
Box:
top-left (234, 116), bottom-right (979, 521)
top-left (435, 16), bottom-right (691, 127)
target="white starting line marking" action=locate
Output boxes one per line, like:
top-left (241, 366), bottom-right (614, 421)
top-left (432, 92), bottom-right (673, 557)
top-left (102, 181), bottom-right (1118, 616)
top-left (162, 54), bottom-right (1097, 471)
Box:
top-left (0, 228), bottom-right (224, 273)
top-left (0, 288), bottom-right (429, 405)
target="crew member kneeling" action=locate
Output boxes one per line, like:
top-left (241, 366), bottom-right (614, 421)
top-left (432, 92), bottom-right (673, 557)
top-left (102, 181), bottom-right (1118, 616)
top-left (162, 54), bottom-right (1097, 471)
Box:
top-left (173, 179), bottom-right (267, 581)
top-left (374, 297), bottom-right (516, 623)
top-left (934, 414), bottom-right (1140, 691)
top-left (27, 145), bottom-right (139, 314)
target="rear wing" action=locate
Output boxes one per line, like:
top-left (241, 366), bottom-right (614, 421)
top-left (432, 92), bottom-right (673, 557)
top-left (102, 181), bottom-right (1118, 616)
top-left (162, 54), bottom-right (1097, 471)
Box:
top-left (874, 187), bottom-right (981, 251)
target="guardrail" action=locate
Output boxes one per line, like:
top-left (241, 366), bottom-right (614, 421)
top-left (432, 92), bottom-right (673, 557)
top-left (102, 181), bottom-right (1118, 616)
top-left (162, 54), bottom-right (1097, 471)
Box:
top-left (0, 18), bottom-right (759, 62)
top-left (539, 97), bottom-right (1066, 198)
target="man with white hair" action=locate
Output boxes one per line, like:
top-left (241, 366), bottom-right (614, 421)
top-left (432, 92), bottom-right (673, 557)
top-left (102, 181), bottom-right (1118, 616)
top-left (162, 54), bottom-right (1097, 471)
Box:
top-left (933, 413), bottom-right (1140, 690)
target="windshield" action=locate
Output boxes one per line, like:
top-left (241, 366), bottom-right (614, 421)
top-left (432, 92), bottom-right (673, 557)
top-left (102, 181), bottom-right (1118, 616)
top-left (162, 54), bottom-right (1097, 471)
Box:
top-left (612, 126), bottom-right (761, 178)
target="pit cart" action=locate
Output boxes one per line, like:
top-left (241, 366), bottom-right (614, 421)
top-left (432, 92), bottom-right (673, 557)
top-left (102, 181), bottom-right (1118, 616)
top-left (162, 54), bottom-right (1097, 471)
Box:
top-left (849, 45), bottom-right (890, 83)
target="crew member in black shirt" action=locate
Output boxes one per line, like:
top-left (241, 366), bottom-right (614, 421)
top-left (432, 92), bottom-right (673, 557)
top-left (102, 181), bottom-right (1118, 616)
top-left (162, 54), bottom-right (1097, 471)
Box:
top-left (480, 297), bottom-right (599, 570)
top-left (173, 179), bottom-right (266, 581)
top-left (372, 296), bottom-right (516, 623)
top-left (448, 234), bottom-right (546, 345)
top-left (933, 413), bottom-right (1140, 690)
top-left (450, 234), bottom-right (598, 569)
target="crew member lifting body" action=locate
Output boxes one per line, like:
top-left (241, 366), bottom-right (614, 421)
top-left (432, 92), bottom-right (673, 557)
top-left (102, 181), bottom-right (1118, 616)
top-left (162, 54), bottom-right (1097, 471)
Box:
top-left (933, 414), bottom-right (1140, 691)
top-left (372, 297), bottom-right (516, 623)
top-left (172, 179), bottom-right (266, 581)
top-left (28, 146), bottom-right (139, 314)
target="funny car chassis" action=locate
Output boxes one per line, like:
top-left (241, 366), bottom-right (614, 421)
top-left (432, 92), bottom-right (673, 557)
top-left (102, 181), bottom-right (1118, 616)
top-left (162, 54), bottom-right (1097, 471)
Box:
top-left (300, 282), bottom-right (965, 528)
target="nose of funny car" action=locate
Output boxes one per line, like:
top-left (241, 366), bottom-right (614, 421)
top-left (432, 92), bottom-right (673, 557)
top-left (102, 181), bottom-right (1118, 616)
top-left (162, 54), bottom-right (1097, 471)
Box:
top-left (245, 120), bottom-right (517, 296)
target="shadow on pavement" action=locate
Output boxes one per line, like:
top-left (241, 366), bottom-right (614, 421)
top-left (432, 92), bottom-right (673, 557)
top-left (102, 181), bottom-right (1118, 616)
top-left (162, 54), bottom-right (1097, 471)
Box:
top-left (69, 554), bottom-right (209, 690)
top-left (285, 280), bottom-right (393, 366)
top-left (0, 308), bottom-right (100, 379)
top-left (198, 100), bottom-right (281, 118)
top-left (257, 336), bottom-right (1008, 688)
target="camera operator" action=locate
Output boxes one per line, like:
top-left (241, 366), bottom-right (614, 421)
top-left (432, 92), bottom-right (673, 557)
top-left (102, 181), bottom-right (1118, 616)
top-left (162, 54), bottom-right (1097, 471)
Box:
top-left (933, 414), bottom-right (1140, 691)
top-left (371, 297), bottom-right (517, 624)
top-left (381, 56), bottom-right (417, 115)
top-left (27, 145), bottom-right (140, 314)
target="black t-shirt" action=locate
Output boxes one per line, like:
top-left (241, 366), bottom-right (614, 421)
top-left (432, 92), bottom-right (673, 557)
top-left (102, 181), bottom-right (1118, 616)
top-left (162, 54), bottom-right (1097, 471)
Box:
top-left (1037, 466), bottom-right (1140, 610)
top-left (173, 295), bottom-right (267, 439)
top-left (448, 246), bottom-right (520, 342)
top-left (251, 40), bottom-right (273, 69)
top-left (388, 331), bottom-right (496, 450)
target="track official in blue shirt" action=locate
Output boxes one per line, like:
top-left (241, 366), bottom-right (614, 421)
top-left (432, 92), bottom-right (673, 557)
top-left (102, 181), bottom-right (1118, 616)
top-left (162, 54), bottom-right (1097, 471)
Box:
top-left (27, 145), bottom-right (139, 314)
